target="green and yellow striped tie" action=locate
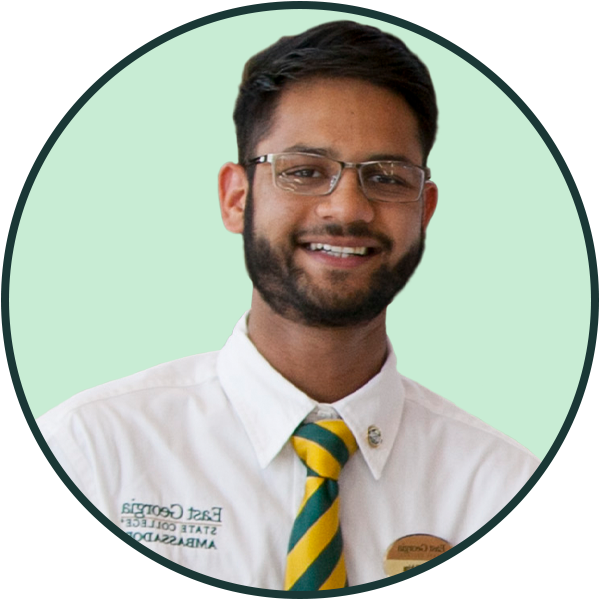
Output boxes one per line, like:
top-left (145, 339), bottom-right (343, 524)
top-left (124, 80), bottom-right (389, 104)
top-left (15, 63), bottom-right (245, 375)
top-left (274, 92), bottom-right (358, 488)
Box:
top-left (284, 420), bottom-right (358, 591)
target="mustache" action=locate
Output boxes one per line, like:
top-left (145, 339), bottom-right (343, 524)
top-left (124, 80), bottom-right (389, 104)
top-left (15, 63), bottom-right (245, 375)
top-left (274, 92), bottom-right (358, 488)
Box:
top-left (292, 223), bottom-right (393, 251)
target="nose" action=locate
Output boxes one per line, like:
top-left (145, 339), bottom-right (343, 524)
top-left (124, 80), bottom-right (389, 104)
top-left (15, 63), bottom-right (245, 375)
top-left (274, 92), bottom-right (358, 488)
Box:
top-left (314, 168), bottom-right (375, 223)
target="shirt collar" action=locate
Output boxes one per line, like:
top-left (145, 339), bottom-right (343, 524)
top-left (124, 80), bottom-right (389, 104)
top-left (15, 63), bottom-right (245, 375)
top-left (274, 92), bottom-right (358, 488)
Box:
top-left (216, 313), bottom-right (406, 480)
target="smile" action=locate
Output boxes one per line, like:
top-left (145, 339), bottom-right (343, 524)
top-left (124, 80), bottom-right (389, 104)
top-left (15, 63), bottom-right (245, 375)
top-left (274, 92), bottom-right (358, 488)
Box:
top-left (305, 243), bottom-right (374, 258)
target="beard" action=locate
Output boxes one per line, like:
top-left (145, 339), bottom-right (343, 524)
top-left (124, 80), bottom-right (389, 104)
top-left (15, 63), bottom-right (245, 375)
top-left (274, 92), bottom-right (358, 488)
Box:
top-left (243, 190), bottom-right (425, 328)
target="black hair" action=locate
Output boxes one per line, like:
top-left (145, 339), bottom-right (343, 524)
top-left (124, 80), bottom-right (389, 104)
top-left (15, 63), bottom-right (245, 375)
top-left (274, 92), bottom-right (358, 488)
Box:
top-left (233, 20), bottom-right (438, 165)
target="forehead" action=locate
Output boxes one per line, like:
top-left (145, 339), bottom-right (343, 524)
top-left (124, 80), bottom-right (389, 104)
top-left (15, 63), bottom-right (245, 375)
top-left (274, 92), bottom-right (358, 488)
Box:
top-left (255, 77), bottom-right (423, 164)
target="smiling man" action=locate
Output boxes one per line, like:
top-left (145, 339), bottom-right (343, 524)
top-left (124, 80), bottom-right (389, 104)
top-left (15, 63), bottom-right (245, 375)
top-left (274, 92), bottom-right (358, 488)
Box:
top-left (38, 21), bottom-right (540, 591)
top-left (220, 76), bottom-right (436, 406)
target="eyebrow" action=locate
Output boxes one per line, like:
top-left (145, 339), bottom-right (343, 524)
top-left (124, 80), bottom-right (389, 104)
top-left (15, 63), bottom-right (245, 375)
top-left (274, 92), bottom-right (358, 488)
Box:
top-left (282, 144), bottom-right (334, 156)
top-left (281, 144), bottom-right (418, 165)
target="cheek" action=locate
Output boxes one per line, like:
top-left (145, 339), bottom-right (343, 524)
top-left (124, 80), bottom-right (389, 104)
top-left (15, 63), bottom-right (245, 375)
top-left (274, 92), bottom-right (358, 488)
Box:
top-left (379, 205), bottom-right (423, 241)
top-left (252, 199), bottom-right (306, 247)
top-left (255, 194), bottom-right (293, 222)
top-left (253, 182), bottom-right (312, 238)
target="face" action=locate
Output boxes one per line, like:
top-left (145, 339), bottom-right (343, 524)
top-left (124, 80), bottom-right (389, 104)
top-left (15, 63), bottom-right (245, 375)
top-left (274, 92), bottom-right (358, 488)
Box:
top-left (228, 78), bottom-right (437, 328)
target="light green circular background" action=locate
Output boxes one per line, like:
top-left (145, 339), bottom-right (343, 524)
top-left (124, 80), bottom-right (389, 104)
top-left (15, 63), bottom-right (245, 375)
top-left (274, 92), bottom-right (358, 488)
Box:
top-left (10, 8), bottom-right (590, 459)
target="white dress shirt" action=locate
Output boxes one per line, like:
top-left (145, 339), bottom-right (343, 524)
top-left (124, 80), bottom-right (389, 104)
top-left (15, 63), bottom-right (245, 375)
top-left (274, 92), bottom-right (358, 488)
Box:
top-left (37, 314), bottom-right (540, 589)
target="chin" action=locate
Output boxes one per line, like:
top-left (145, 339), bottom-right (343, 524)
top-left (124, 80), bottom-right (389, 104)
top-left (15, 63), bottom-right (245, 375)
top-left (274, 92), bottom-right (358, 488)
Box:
top-left (246, 234), bottom-right (425, 328)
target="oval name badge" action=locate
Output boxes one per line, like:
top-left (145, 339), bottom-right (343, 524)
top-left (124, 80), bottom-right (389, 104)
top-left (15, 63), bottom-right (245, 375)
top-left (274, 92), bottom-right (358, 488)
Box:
top-left (384, 534), bottom-right (452, 576)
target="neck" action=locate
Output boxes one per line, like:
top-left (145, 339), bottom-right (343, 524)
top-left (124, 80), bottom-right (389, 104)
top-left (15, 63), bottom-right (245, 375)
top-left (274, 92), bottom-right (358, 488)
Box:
top-left (247, 290), bottom-right (388, 403)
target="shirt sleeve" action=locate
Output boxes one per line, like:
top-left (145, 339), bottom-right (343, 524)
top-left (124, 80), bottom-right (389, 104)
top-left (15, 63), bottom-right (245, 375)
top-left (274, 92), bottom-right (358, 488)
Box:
top-left (37, 407), bottom-right (100, 507)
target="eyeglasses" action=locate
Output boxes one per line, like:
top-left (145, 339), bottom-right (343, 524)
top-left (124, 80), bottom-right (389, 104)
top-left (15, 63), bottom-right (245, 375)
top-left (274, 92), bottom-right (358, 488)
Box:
top-left (246, 152), bottom-right (431, 203)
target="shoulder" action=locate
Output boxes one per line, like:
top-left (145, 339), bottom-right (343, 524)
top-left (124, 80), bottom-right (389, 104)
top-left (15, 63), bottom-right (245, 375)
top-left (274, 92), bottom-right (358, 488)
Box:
top-left (381, 375), bottom-right (541, 540)
top-left (37, 351), bottom-right (221, 435)
top-left (35, 351), bottom-right (228, 504)
top-left (399, 374), bottom-right (539, 463)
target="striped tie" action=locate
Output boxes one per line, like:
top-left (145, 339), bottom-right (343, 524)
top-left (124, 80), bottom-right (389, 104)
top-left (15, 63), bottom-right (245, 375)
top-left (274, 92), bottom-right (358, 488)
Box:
top-left (284, 420), bottom-right (358, 591)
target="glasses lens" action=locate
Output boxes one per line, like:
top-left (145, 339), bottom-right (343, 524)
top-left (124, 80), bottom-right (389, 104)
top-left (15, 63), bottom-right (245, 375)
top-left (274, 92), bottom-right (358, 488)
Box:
top-left (273, 154), bottom-right (339, 195)
top-left (360, 162), bottom-right (424, 202)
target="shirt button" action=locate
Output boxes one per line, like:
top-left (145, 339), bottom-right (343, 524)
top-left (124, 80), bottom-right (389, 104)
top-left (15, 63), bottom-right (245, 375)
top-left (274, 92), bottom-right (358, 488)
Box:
top-left (367, 425), bottom-right (382, 448)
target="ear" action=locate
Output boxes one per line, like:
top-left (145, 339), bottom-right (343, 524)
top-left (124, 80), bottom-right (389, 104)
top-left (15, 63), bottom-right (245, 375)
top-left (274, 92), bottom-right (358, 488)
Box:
top-left (421, 181), bottom-right (438, 231)
top-left (218, 162), bottom-right (249, 234)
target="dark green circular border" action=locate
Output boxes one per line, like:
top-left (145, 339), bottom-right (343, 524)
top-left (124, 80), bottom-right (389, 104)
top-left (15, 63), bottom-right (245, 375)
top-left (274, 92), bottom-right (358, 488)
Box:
top-left (2, 2), bottom-right (598, 597)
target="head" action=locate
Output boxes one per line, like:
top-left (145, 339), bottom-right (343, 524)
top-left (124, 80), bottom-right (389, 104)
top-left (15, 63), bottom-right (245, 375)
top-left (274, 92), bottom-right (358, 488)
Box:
top-left (220, 22), bottom-right (438, 328)
top-left (233, 20), bottom-right (438, 166)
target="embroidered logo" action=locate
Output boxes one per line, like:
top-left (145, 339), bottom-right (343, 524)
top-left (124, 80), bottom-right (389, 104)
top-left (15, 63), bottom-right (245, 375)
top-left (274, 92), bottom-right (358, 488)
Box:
top-left (120, 499), bottom-right (223, 550)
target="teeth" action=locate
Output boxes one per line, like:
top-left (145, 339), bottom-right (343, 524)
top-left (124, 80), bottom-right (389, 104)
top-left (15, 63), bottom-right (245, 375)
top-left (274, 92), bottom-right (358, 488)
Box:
top-left (308, 243), bottom-right (369, 256)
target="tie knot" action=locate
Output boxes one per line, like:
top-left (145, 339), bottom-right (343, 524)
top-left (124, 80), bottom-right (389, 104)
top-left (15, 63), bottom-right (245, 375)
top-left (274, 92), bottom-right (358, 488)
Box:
top-left (291, 420), bottom-right (358, 481)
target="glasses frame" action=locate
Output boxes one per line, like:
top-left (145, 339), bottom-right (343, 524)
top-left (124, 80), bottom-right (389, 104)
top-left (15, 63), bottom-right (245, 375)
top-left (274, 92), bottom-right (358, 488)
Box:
top-left (246, 152), bottom-right (431, 203)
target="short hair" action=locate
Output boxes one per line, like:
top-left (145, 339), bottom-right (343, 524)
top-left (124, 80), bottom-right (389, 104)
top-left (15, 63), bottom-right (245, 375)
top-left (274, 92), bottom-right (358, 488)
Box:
top-left (233, 20), bottom-right (438, 166)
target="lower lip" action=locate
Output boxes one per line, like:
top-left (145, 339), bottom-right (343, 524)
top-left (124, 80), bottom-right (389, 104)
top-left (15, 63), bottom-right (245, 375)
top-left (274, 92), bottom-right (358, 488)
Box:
top-left (299, 246), bottom-right (377, 268)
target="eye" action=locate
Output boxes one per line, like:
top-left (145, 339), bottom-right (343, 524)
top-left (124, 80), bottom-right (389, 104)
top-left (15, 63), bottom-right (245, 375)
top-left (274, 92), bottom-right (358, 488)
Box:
top-left (368, 173), bottom-right (410, 187)
top-left (282, 166), bottom-right (326, 179)
top-left (362, 162), bottom-right (419, 191)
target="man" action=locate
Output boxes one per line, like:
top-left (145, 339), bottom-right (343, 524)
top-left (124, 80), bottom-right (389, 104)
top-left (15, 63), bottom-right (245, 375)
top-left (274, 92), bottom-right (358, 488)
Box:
top-left (38, 21), bottom-right (539, 590)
